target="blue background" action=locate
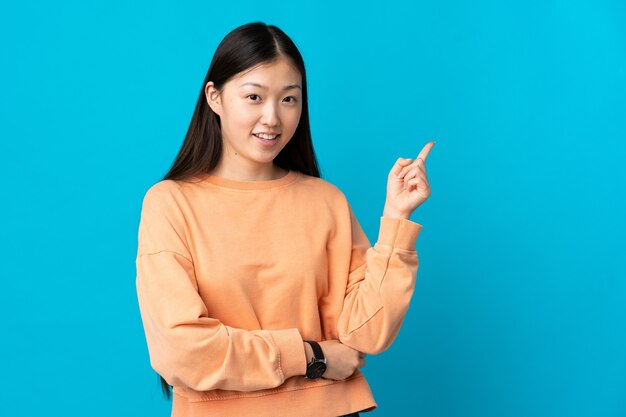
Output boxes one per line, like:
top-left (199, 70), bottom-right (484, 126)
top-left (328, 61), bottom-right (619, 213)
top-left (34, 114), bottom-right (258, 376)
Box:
top-left (1, 1), bottom-right (625, 416)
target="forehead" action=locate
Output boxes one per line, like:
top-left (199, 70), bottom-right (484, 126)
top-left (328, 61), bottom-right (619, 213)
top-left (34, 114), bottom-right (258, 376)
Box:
top-left (232, 58), bottom-right (302, 87)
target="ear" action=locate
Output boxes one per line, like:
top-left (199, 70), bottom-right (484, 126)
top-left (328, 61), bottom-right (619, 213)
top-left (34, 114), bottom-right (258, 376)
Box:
top-left (205, 81), bottom-right (222, 116)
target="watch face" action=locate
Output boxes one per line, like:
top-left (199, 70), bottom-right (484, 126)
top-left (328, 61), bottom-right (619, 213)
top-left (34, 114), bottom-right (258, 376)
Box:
top-left (306, 361), bottom-right (327, 379)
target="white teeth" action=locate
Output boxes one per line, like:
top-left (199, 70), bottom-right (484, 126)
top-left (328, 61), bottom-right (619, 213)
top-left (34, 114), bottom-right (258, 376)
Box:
top-left (255, 133), bottom-right (278, 140)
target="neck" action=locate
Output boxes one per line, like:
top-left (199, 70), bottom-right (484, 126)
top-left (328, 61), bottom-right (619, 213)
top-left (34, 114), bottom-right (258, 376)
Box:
top-left (209, 161), bottom-right (287, 181)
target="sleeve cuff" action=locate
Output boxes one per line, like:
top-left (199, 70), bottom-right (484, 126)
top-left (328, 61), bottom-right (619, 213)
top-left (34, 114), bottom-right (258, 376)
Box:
top-left (377, 216), bottom-right (423, 250)
top-left (270, 328), bottom-right (306, 380)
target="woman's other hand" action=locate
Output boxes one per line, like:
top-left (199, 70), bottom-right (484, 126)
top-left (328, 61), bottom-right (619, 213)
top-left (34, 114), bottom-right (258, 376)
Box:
top-left (304, 340), bottom-right (366, 380)
top-left (383, 141), bottom-right (435, 219)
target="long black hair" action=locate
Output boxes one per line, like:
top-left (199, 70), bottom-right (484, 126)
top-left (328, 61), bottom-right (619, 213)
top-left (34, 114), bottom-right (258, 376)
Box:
top-left (157, 22), bottom-right (321, 399)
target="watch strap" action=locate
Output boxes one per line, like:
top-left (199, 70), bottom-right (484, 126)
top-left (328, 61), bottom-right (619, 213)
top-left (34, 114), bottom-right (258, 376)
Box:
top-left (304, 340), bottom-right (325, 361)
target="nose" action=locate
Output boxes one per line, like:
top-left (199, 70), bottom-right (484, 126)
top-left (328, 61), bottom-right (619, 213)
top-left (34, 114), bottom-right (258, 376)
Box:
top-left (260, 102), bottom-right (280, 127)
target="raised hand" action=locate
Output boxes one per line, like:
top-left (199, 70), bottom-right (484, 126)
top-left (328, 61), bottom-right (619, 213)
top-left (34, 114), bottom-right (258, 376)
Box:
top-left (383, 141), bottom-right (435, 219)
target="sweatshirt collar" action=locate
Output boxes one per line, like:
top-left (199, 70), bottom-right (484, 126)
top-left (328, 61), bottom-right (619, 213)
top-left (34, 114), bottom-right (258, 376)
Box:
top-left (194, 169), bottom-right (300, 190)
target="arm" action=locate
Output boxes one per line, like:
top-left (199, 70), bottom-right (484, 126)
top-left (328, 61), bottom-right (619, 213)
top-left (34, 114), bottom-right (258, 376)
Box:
top-left (336, 205), bottom-right (422, 355)
top-left (135, 182), bottom-right (307, 392)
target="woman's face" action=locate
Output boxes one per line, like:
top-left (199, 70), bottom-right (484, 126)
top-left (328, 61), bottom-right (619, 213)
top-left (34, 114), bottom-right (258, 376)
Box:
top-left (205, 57), bottom-right (303, 171)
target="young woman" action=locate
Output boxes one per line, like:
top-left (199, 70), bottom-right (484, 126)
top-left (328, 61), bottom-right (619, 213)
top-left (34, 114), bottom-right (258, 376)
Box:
top-left (135, 22), bottom-right (434, 417)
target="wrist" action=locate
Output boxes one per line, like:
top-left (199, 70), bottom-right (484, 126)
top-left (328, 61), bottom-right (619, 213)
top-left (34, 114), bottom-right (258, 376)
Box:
top-left (303, 342), bottom-right (314, 362)
top-left (303, 340), bottom-right (327, 379)
top-left (382, 205), bottom-right (410, 219)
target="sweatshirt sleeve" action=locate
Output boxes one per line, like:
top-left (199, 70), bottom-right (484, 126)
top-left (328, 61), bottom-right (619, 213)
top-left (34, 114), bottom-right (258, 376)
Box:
top-left (135, 182), bottom-right (307, 392)
top-left (337, 204), bottom-right (422, 355)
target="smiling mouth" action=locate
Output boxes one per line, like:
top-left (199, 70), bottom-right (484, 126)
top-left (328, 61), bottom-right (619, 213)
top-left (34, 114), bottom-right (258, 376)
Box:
top-left (253, 133), bottom-right (280, 141)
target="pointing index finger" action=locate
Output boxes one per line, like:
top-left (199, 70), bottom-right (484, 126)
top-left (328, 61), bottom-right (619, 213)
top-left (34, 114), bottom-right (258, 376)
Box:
top-left (416, 141), bottom-right (435, 164)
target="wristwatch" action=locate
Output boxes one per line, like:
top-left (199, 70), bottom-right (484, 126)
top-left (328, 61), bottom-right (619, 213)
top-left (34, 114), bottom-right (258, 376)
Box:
top-left (304, 340), bottom-right (327, 379)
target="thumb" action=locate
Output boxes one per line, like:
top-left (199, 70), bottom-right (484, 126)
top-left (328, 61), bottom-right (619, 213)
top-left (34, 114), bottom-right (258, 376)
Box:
top-left (392, 157), bottom-right (413, 175)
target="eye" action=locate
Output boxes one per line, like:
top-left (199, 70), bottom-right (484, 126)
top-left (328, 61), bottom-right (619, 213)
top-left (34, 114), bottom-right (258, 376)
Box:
top-left (283, 96), bottom-right (297, 103)
top-left (247, 94), bottom-right (260, 102)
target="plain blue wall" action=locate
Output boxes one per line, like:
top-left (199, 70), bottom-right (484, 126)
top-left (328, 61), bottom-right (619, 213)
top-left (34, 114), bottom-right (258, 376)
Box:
top-left (1, 1), bottom-right (625, 416)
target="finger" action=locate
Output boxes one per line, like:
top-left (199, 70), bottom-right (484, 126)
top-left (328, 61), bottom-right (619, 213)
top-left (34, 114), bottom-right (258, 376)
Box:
top-left (398, 163), bottom-right (412, 178)
top-left (408, 173), bottom-right (429, 185)
top-left (409, 163), bottom-right (428, 184)
top-left (392, 157), bottom-right (414, 176)
top-left (407, 177), bottom-right (426, 188)
top-left (399, 159), bottom-right (420, 178)
top-left (416, 161), bottom-right (427, 176)
top-left (415, 141), bottom-right (435, 165)
top-left (407, 177), bottom-right (430, 194)
top-left (405, 174), bottom-right (427, 189)
top-left (399, 151), bottom-right (430, 178)
top-left (408, 158), bottom-right (429, 180)
top-left (404, 165), bottom-right (420, 179)
top-left (403, 166), bottom-right (422, 188)
top-left (403, 171), bottom-right (416, 189)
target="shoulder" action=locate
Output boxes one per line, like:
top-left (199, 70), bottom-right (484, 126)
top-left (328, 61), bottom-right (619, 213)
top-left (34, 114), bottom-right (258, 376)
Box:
top-left (137, 180), bottom-right (192, 256)
top-left (295, 172), bottom-right (349, 206)
top-left (140, 179), bottom-right (185, 213)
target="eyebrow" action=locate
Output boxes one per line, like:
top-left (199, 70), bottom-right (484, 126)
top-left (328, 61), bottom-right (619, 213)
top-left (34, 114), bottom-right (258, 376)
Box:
top-left (239, 82), bottom-right (302, 91)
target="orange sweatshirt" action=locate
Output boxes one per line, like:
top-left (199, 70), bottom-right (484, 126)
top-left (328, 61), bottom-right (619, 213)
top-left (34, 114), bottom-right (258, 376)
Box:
top-left (135, 169), bottom-right (423, 417)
